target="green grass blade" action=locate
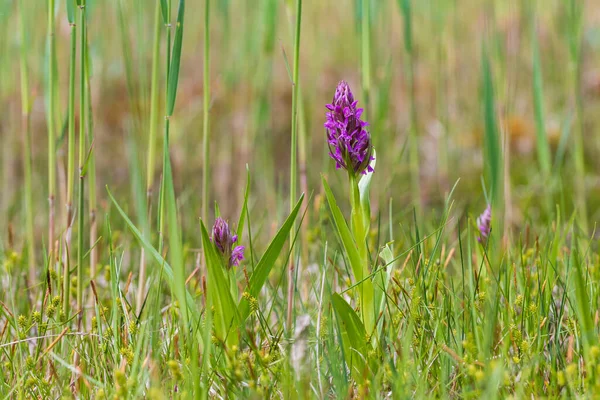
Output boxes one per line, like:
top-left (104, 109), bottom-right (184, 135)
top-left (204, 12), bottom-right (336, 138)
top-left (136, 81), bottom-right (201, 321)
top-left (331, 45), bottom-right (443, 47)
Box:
top-left (322, 176), bottom-right (363, 284)
top-left (481, 44), bottom-right (501, 205)
top-left (358, 151), bottom-right (376, 231)
top-left (166, 0), bottom-right (185, 116)
top-left (66, 0), bottom-right (75, 24)
top-left (164, 146), bottom-right (188, 329)
top-left (199, 220), bottom-right (239, 346)
top-left (323, 175), bottom-right (375, 335)
top-left (160, 0), bottom-right (168, 24)
top-left (532, 27), bottom-right (552, 176)
top-left (374, 244), bottom-right (395, 316)
top-left (236, 166), bottom-right (250, 240)
top-left (570, 239), bottom-right (596, 354)
top-left (331, 293), bottom-right (368, 381)
top-left (238, 193), bottom-right (304, 321)
top-left (107, 188), bottom-right (200, 325)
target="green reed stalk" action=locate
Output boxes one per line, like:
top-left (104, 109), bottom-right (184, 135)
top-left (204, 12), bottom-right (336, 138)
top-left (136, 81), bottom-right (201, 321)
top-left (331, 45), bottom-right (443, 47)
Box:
top-left (531, 24), bottom-right (551, 178)
top-left (297, 87), bottom-right (309, 299)
top-left (47, 0), bottom-right (56, 266)
top-left (64, 0), bottom-right (77, 317)
top-left (361, 0), bottom-right (371, 114)
top-left (433, 3), bottom-right (449, 185)
top-left (566, 0), bottom-right (587, 232)
top-left (145, 0), bottom-right (162, 199)
top-left (201, 0), bottom-right (210, 223)
top-left (531, 20), bottom-right (553, 216)
top-left (399, 0), bottom-right (421, 216)
top-left (18, 0), bottom-right (35, 285)
top-left (286, 0), bottom-right (302, 332)
top-left (76, 0), bottom-right (87, 312)
top-left (481, 45), bottom-right (502, 210)
top-left (348, 172), bottom-right (374, 336)
top-left (85, 41), bottom-right (97, 287)
top-left (158, 0), bottom-right (172, 254)
top-left (138, 0), bottom-right (162, 314)
top-left (66, 12), bottom-right (76, 233)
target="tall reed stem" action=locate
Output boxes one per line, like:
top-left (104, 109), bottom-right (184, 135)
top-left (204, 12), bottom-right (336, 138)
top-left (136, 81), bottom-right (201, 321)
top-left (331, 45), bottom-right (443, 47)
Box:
top-left (47, 0), bottom-right (56, 274)
top-left (138, 0), bottom-right (162, 314)
top-left (567, 0), bottom-right (587, 233)
top-left (286, 0), bottom-right (302, 332)
top-left (64, 1), bottom-right (77, 317)
top-left (361, 0), bottom-right (371, 114)
top-left (85, 43), bottom-right (97, 295)
top-left (66, 18), bottom-right (76, 232)
top-left (18, 0), bottom-right (35, 285)
top-left (400, 0), bottom-right (421, 216)
top-left (76, 0), bottom-right (87, 313)
top-left (202, 0), bottom-right (210, 223)
top-left (158, 0), bottom-right (172, 254)
top-left (146, 1), bottom-right (162, 198)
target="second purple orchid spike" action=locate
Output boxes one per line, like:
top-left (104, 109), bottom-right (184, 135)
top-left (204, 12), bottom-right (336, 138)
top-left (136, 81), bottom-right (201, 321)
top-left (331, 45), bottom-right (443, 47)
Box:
top-left (477, 205), bottom-right (492, 243)
top-left (211, 217), bottom-right (245, 269)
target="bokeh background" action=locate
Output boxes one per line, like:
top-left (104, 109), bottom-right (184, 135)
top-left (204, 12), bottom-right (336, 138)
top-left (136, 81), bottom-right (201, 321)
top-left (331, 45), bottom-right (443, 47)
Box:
top-left (3, 0), bottom-right (600, 247)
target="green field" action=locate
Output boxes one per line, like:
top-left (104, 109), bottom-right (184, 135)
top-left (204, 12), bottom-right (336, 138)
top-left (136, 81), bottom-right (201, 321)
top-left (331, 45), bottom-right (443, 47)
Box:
top-left (2, 0), bottom-right (600, 398)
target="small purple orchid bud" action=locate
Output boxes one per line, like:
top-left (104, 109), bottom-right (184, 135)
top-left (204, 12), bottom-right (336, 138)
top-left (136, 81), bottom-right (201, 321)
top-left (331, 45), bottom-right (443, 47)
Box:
top-left (211, 218), bottom-right (245, 269)
top-left (477, 205), bottom-right (492, 243)
top-left (325, 81), bottom-right (374, 176)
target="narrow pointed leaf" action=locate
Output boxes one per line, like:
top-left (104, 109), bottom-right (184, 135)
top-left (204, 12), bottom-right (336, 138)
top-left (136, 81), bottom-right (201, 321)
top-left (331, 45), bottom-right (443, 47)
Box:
top-left (164, 149), bottom-right (188, 328)
top-left (200, 221), bottom-right (239, 346)
top-left (236, 166), bottom-right (250, 239)
top-left (238, 193), bottom-right (304, 321)
top-left (358, 150), bottom-right (376, 230)
top-left (322, 176), bottom-right (365, 284)
top-left (166, 0), bottom-right (185, 116)
top-left (66, 0), bottom-right (75, 24)
top-left (532, 29), bottom-right (552, 175)
top-left (331, 293), bottom-right (368, 380)
top-left (160, 0), bottom-right (169, 24)
top-left (107, 188), bottom-right (200, 324)
top-left (481, 45), bottom-right (501, 204)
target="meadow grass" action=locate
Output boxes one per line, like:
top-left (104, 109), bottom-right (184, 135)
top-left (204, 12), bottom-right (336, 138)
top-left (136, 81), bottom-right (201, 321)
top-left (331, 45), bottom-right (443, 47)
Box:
top-left (2, 0), bottom-right (600, 398)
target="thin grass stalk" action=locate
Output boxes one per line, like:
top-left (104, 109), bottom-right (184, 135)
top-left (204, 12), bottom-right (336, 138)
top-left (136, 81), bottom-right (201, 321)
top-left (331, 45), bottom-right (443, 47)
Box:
top-left (85, 43), bottom-right (97, 298)
top-left (283, 0), bottom-right (307, 302)
top-left (47, 0), bottom-right (56, 276)
top-left (286, 0), bottom-right (302, 332)
top-left (64, 0), bottom-right (77, 317)
top-left (146, 1), bottom-right (162, 198)
top-left (481, 45), bottom-right (501, 208)
top-left (158, 0), bottom-right (172, 254)
top-left (138, 0), bottom-right (162, 314)
top-left (202, 0), bottom-right (210, 223)
top-left (297, 87), bottom-right (309, 300)
top-left (400, 0), bottom-right (421, 216)
top-left (531, 19), bottom-right (552, 216)
top-left (531, 23), bottom-right (551, 177)
top-left (433, 3), bottom-right (449, 188)
top-left (66, 17), bottom-right (76, 235)
top-left (76, 0), bottom-right (87, 313)
top-left (117, 0), bottom-right (140, 126)
top-left (18, 0), bottom-right (35, 286)
top-left (361, 0), bottom-right (371, 114)
top-left (567, 0), bottom-right (587, 233)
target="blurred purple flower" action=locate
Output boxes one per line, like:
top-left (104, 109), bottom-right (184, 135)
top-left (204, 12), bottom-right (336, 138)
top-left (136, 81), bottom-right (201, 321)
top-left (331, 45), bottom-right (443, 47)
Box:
top-left (325, 81), bottom-right (374, 176)
top-left (211, 217), bottom-right (245, 268)
top-left (477, 205), bottom-right (492, 243)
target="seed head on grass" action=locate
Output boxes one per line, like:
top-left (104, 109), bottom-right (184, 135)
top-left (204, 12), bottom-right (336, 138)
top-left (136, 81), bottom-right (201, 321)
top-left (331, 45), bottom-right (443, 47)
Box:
top-left (325, 81), bottom-right (374, 176)
top-left (477, 204), bottom-right (492, 243)
top-left (211, 218), bottom-right (244, 269)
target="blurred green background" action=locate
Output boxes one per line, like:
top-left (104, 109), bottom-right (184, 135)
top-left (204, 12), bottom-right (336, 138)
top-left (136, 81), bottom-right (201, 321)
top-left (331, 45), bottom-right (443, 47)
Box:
top-left (2, 0), bottom-right (600, 244)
